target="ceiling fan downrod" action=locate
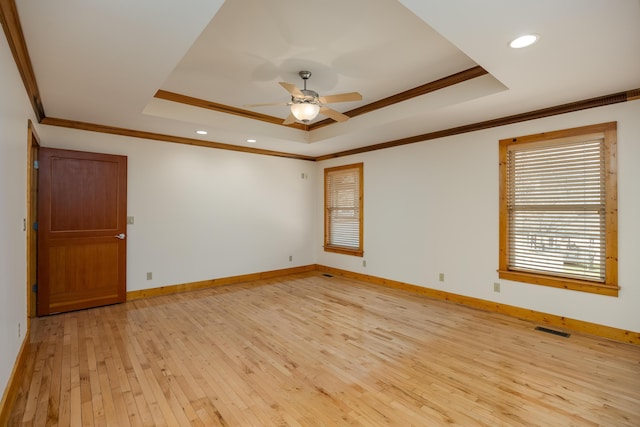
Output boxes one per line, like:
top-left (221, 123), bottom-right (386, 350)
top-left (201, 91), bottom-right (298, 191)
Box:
top-left (297, 70), bottom-right (318, 101)
top-left (299, 70), bottom-right (312, 90)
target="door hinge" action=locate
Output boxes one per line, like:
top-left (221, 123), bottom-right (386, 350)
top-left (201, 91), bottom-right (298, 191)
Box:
top-left (33, 160), bottom-right (39, 169)
top-left (32, 222), bottom-right (38, 230)
top-left (32, 283), bottom-right (37, 293)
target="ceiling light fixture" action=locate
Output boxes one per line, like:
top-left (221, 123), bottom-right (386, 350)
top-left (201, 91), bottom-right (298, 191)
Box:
top-left (290, 101), bottom-right (320, 122)
top-left (196, 130), bottom-right (208, 135)
top-left (509, 34), bottom-right (539, 49)
top-left (246, 139), bottom-right (257, 143)
top-left (288, 70), bottom-right (321, 123)
top-left (246, 70), bottom-right (360, 124)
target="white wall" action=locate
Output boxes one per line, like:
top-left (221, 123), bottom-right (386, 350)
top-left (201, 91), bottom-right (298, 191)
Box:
top-left (0, 32), bottom-right (34, 397)
top-left (317, 101), bottom-right (640, 333)
top-left (36, 127), bottom-right (317, 291)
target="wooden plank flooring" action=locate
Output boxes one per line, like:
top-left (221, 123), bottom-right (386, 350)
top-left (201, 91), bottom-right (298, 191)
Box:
top-left (9, 272), bottom-right (640, 426)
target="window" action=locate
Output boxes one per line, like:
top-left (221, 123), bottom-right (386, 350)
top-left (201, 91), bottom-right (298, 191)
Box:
top-left (324, 163), bottom-right (363, 256)
top-left (498, 122), bottom-right (618, 296)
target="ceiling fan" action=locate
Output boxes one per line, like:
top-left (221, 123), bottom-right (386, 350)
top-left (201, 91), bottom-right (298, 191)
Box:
top-left (245, 71), bottom-right (363, 124)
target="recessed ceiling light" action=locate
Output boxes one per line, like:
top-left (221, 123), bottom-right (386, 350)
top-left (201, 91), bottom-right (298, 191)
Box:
top-left (196, 130), bottom-right (208, 135)
top-left (247, 139), bottom-right (257, 143)
top-left (509, 34), bottom-right (539, 49)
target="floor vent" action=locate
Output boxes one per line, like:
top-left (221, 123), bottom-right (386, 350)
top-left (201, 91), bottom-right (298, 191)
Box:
top-left (322, 274), bottom-right (333, 277)
top-left (535, 326), bottom-right (571, 338)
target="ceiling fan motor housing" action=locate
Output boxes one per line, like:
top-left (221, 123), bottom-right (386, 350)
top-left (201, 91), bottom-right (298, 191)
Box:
top-left (295, 89), bottom-right (319, 104)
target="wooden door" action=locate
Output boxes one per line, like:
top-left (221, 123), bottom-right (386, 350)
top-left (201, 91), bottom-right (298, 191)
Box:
top-left (37, 148), bottom-right (127, 315)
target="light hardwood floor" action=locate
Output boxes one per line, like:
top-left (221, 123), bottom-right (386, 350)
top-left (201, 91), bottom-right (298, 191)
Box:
top-left (9, 272), bottom-right (640, 426)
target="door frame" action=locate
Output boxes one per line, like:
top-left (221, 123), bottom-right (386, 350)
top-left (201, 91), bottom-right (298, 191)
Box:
top-left (26, 120), bottom-right (40, 322)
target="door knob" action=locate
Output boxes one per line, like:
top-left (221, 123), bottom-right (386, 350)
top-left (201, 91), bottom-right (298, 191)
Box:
top-left (114, 233), bottom-right (126, 240)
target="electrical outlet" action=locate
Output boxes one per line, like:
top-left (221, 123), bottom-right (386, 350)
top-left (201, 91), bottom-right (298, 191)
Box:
top-left (147, 272), bottom-right (153, 280)
top-left (438, 273), bottom-right (445, 282)
top-left (363, 260), bottom-right (366, 267)
top-left (18, 323), bottom-right (21, 338)
top-left (289, 255), bottom-right (293, 262)
top-left (493, 282), bottom-right (500, 292)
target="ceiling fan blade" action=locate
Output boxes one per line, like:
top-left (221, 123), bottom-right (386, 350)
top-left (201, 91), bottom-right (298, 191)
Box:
top-left (244, 101), bottom-right (290, 108)
top-left (318, 92), bottom-right (363, 104)
top-left (279, 82), bottom-right (304, 98)
top-left (283, 113), bottom-right (296, 125)
top-left (320, 106), bottom-right (349, 122)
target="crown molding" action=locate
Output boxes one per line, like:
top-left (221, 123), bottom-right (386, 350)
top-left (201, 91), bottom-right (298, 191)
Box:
top-left (0, 0), bottom-right (44, 121)
top-left (315, 88), bottom-right (639, 160)
top-left (154, 66), bottom-right (488, 132)
top-left (154, 90), bottom-right (309, 131)
top-left (40, 117), bottom-right (316, 161)
top-left (309, 66), bottom-right (488, 130)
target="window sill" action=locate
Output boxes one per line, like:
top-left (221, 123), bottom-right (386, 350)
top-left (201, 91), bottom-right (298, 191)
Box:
top-left (324, 245), bottom-right (364, 257)
top-left (497, 270), bottom-right (619, 297)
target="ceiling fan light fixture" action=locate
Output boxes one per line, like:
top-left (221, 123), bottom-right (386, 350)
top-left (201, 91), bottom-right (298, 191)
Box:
top-left (247, 70), bottom-right (360, 124)
top-left (290, 102), bottom-right (320, 123)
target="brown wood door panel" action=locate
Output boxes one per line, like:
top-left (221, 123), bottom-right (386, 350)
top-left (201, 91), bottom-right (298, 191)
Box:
top-left (38, 148), bottom-right (127, 315)
top-left (47, 239), bottom-right (122, 308)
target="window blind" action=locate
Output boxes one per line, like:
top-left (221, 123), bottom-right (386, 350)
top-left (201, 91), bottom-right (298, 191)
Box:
top-left (326, 167), bottom-right (361, 250)
top-left (507, 138), bottom-right (605, 282)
